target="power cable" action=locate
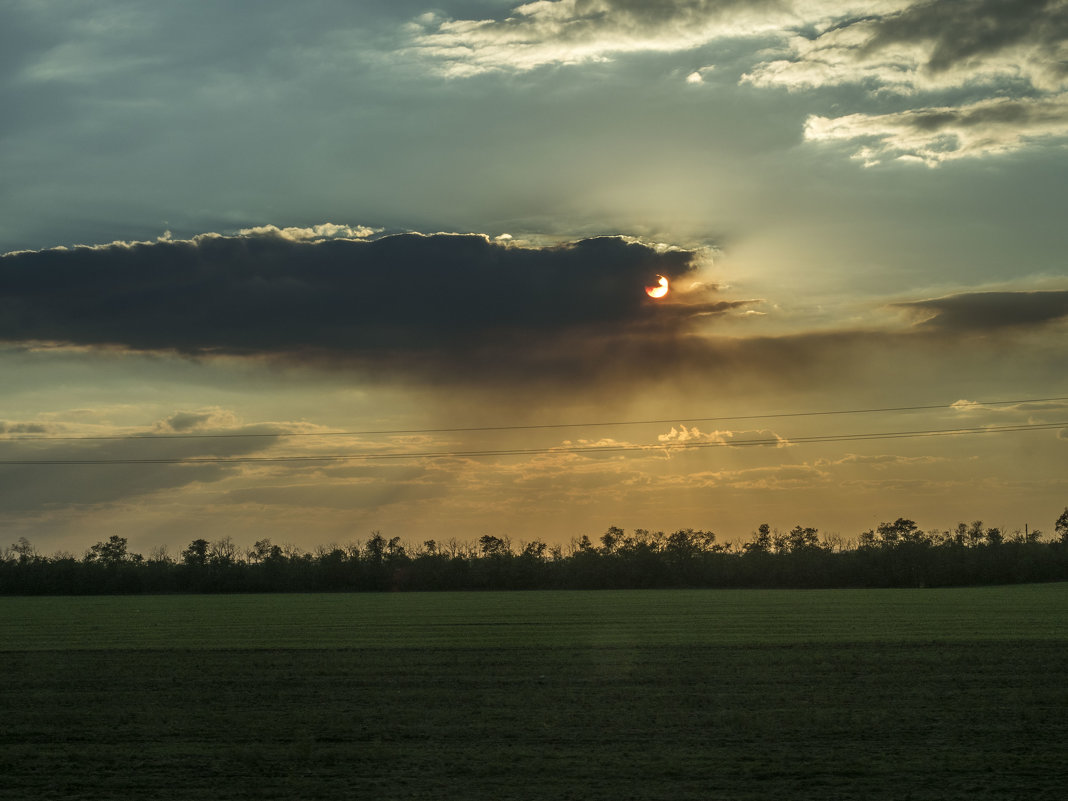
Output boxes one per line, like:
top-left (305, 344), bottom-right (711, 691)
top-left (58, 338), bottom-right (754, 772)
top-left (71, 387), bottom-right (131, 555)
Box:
top-left (2, 420), bottom-right (1063, 465)
top-left (2, 394), bottom-right (1067, 442)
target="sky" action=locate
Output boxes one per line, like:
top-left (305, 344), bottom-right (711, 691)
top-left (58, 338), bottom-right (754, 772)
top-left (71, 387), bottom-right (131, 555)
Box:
top-left (2, 0), bottom-right (1067, 558)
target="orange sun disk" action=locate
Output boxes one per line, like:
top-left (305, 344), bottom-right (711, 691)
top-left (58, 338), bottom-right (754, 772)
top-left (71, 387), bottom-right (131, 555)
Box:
top-left (645, 275), bottom-right (669, 299)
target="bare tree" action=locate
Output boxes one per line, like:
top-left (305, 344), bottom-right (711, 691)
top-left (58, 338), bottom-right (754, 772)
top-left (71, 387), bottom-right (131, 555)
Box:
top-left (210, 536), bottom-right (237, 565)
top-left (9, 537), bottom-right (37, 563)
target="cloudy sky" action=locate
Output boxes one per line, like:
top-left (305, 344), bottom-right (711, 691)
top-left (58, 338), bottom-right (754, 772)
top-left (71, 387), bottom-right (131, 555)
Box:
top-left (2, 0), bottom-right (1067, 557)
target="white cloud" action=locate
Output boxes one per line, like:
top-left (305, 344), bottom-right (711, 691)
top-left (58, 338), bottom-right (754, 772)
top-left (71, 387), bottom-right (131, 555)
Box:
top-left (804, 94), bottom-right (1068, 165)
top-left (657, 426), bottom-right (791, 448)
top-left (3, 223), bottom-right (381, 258)
top-left (949, 397), bottom-right (1068, 427)
top-left (658, 425), bottom-right (733, 444)
top-left (743, 12), bottom-right (1068, 95)
top-left (744, 0), bottom-right (1068, 162)
top-left (235, 223), bottom-right (379, 241)
top-left (408, 0), bottom-right (1068, 164)
top-left (405, 1), bottom-right (935, 77)
top-left (407, 0), bottom-right (841, 76)
top-left (742, 21), bottom-right (928, 93)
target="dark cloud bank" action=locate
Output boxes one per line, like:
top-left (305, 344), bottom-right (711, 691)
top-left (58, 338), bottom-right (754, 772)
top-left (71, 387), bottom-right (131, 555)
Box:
top-left (3, 229), bottom-right (1065, 390)
top-left (898, 291), bottom-right (1068, 332)
top-left (0, 419), bottom-right (289, 512)
top-left (0, 231), bottom-right (726, 374)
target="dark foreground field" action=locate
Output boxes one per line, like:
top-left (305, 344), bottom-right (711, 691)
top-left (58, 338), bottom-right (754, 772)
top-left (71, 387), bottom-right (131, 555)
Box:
top-left (2, 586), bottom-right (1066, 800)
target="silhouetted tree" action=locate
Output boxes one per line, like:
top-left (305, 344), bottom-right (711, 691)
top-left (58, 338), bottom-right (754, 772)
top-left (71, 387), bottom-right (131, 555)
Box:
top-left (876, 518), bottom-right (929, 547)
top-left (210, 536), bottom-right (237, 565)
top-left (478, 534), bottom-right (508, 557)
top-left (785, 525), bottom-right (821, 552)
top-left (521, 540), bottom-right (548, 560)
top-left (601, 526), bottom-right (624, 554)
top-left (248, 539), bottom-right (274, 563)
top-left (1056, 508), bottom-right (1068, 544)
top-left (364, 532), bottom-right (386, 564)
top-left (574, 535), bottom-right (595, 553)
top-left (744, 524), bottom-right (772, 554)
top-left (951, 523), bottom-right (969, 547)
top-left (86, 535), bottom-right (140, 567)
top-left (6, 514), bottom-right (1068, 595)
top-left (181, 538), bottom-right (210, 567)
top-left (772, 528), bottom-right (790, 553)
top-left (10, 537), bottom-right (37, 563)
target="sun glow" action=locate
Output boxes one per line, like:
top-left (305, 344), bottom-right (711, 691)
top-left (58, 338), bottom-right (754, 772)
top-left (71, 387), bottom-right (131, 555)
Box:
top-left (645, 275), bottom-right (669, 299)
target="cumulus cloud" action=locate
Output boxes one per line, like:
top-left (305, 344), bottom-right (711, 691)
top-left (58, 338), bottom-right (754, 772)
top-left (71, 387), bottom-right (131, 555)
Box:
top-left (896, 290), bottom-right (1068, 331)
top-left (233, 223), bottom-right (380, 242)
top-left (658, 425), bottom-right (734, 444)
top-left (804, 94), bottom-right (1068, 165)
top-left (657, 425), bottom-right (793, 449)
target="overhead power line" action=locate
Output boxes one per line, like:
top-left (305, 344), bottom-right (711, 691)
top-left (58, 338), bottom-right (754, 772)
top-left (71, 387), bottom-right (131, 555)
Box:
top-left (1, 421), bottom-right (1063, 466)
top-left (3, 394), bottom-right (1067, 442)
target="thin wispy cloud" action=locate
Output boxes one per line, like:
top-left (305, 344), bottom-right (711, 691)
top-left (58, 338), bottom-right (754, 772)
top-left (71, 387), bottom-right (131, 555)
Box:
top-left (407, 0), bottom-right (796, 76)
top-left (409, 0), bottom-right (914, 76)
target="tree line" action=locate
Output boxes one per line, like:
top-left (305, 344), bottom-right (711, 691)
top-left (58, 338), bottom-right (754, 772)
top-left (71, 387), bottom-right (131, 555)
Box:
top-left (3, 510), bottom-right (1068, 594)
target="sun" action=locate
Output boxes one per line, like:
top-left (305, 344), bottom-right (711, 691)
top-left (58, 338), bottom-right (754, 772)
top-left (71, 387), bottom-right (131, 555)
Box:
top-left (645, 275), bottom-right (669, 299)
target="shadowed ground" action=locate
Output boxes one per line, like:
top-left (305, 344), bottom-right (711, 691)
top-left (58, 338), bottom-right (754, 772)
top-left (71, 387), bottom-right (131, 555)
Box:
top-left (2, 588), bottom-right (1065, 799)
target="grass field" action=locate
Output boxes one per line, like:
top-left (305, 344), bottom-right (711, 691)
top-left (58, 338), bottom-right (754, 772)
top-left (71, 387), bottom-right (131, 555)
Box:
top-left (2, 586), bottom-right (1066, 799)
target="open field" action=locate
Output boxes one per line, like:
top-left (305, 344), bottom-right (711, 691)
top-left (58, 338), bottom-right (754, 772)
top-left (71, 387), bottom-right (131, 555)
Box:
top-left (2, 586), bottom-right (1067, 799)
